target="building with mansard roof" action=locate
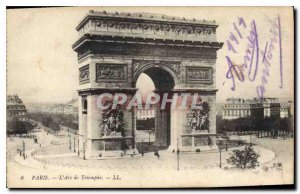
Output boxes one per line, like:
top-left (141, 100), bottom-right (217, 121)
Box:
top-left (222, 97), bottom-right (285, 120)
top-left (7, 95), bottom-right (27, 121)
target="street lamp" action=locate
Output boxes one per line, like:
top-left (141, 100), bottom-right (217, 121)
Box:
top-left (219, 148), bottom-right (222, 168)
top-left (77, 136), bottom-right (80, 156)
top-left (73, 135), bottom-right (76, 153)
top-left (148, 129), bottom-right (151, 145)
top-left (83, 141), bottom-right (86, 160)
top-left (177, 138), bottom-right (180, 171)
top-left (177, 148), bottom-right (180, 171)
top-left (69, 135), bottom-right (71, 150)
top-left (141, 139), bottom-right (144, 156)
top-left (22, 140), bottom-right (25, 160)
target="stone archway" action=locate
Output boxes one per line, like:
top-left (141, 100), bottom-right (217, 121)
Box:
top-left (73, 10), bottom-right (223, 159)
top-left (133, 64), bottom-right (178, 149)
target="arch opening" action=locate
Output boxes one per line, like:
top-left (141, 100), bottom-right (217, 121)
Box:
top-left (134, 66), bottom-right (175, 152)
top-left (143, 67), bottom-right (175, 90)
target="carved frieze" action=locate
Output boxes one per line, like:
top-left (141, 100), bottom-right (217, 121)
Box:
top-left (96, 63), bottom-right (127, 82)
top-left (90, 19), bottom-right (216, 38)
top-left (186, 67), bottom-right (212, 83)
top-left (79, 65), bottom-right (90, 84)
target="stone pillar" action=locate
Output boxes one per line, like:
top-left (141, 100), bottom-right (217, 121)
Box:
top-left (169, 109), bottom-right (181, 151)
top-left (78, 95), bottom-right (83, 157)
top-left (131, 106), bottom-right (137, 149)
top-left (85, 95), bottom-right (93, 158)
top-left (155, 109), bottom-right (167, 147)
top-left (78, 95), bottom-right (88, 158)
top-left (208, 94), bottom-right (217, 149)
top-left (79, 89), bottom-right (139, 158)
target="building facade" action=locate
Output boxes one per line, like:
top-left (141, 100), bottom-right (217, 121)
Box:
top-left (7, 95), bottom-right (27, 121)
top-left (280, 104), bottom-right (291, 118)
top-left (222, 97), bottom-right (288, 120)
top-left (64, 99), bottom-right (79, 119)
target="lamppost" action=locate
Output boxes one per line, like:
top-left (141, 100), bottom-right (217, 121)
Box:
top-left (69, 135), bottom-right (71, 150)
top-left (177, 138), bottom-right (180, 171)
top-left (83, 141), bottom-right (86, 160)
top-left (219, 148), bottom-right (222, 168)
top-left (141, 139), bottom-right (144, 156)
top-left (73, 135), bottom-right (76, 153)
top-left (77, 135), bottom-right (80, 156)
top-left (249, 133), bottom-right (252, 147)
top-left (32, 126), bottom-right (35, 140)
top-left (22, 140), bottom-right (25, 160)
top-left (148, 129), bottom-right (151, 145)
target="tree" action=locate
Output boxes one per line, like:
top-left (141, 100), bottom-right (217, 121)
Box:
top-left (42, 116), bottom-right (53, 128)
top-left (7, 120), bottom-right (34, 136)
top-left (50, 122), bottom-right (60, 135)
top-left (226, 146), bottom-right (260, 169)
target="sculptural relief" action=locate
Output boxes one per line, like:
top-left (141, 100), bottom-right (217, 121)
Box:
top-left (79, 65), bottom-right (90, 84)
top-left (96, 64), bottom-right (126, 81)
top-left (188, 101), bottom-right (210, 132)
top-left (186, 67), bottom-right (212, 83)
top-left (100, 102), bottom-right (125, 137)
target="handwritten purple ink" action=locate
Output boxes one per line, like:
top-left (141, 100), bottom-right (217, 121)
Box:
top-left (246, 20), bottom-right (259, 82)
top-left (278, 15), bottom-right (283, 88)
top-left (256, 15), bottom-right (283, 98)
top-left (225, 15), bottom-right (283, 99)
top-left (257, 42), bottom-right (271, 98)
top-left (226, 56), bottom-right (245, 91)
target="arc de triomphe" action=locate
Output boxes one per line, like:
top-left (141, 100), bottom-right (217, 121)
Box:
top-left (72, 10), bottom-right (223, 159)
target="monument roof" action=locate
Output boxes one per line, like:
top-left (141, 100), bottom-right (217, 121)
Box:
top-left (76, 10), bottom-right (218, 31)
top-left (7, 95), bottom-right (27, 110)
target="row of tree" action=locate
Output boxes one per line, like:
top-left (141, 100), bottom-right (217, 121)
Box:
top-left (28, 112), bottom-right (78, 134)
top-left (216, 115), bottom-right (293, 136)
top-left (6, 119), bottom-right (35, 136)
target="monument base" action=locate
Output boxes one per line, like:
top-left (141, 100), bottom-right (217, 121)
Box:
top-left (82, 134), bottom-right (140, 159)
top-left (180, 131), bottom-right (218, 152)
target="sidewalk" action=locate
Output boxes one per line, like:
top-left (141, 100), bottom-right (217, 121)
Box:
top-left (14, 143), bottom-right (276, 172)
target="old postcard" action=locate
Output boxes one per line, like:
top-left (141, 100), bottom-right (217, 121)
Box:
top-left (6, 6), bottom-right (294, 188)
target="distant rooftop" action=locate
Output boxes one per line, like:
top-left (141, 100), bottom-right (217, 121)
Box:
top-left (225, 97), bottom-right (280, 104)
top-left (7, 95), bottom-right (27, 111)
top-left (7, 95), bottom-right (25, 106)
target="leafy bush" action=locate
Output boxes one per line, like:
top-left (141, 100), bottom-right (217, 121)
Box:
top-left (226, 146), bottom-right (259, 169)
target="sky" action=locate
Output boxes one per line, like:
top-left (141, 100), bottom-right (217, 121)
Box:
top-left (7, 7), bottom-right (294, 104)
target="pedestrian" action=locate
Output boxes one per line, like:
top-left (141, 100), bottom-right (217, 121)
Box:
top-left (154, 150), bottom-right (160, 159)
